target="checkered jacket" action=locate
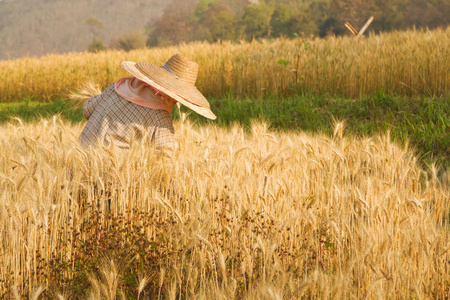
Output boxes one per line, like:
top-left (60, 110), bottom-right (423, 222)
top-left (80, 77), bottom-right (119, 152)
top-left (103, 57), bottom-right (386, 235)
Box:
top-left (78, 83), bottom-right (174, 150)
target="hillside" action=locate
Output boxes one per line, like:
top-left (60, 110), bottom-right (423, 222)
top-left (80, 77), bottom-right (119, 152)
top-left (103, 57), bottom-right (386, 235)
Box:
top-left (0, 0), bottom-right (170, 60)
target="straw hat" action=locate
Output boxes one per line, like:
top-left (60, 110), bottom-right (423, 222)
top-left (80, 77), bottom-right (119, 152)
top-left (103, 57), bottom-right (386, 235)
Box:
top-left (121, 54), bottom-right (216, 120)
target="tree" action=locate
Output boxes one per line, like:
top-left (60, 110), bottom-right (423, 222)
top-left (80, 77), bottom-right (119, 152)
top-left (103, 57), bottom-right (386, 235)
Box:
top-left (270, 4), bottom-right (296, 37)
top-left (86, 17), bottom-right (106, 52)
top-left (308, 1), bottom-right (331, 36)
top-left (194, 0), bottom-right (221, 24)
top-left (242, 2), bottom-right (273, 39)
top-left (329, 0), bottom-right (370, 35)
top-left (87, 37), bottom-right (107, 52)
top-left (223, 0), bottom-right (250, 16)
top-left (86, 17), bottom-right (104, 40)
top-left (360, 0), bottom-right (406, 32)
top-left (203, 2), bottom-right (238, 42)
top-left (115, 32), bottom-right (147, 51)
top-left (289, 9), bottom-right (319, 37)
top-left (149, 0), bottom-right (198, 46)
top-left (403, 0), bottom-right (450, 30)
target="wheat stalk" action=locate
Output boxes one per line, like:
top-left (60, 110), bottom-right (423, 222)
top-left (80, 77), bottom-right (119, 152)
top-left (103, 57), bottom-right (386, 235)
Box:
top-left (67, 81), bottom-right (102, 109)
top-left (0, 117), bottom-right (448, 298)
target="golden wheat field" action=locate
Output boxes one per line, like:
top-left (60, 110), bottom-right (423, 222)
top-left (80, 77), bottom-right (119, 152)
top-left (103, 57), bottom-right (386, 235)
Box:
top-left (0, 114), bottom-right (449, 299)
top-left (0, 27), bottom-right (449, 102)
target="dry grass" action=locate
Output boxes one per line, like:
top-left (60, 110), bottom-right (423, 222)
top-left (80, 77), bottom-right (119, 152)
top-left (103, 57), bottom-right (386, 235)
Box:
top-left (0, 115), bottom-right (449, 299)
top-left (0, 27), bottom-right (449, 102)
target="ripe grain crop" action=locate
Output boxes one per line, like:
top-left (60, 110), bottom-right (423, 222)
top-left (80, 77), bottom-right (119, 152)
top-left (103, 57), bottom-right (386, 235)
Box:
top-left (0, 116), bottom-right (449, 298)
top-left (0, 27), bottom-right (449, 102)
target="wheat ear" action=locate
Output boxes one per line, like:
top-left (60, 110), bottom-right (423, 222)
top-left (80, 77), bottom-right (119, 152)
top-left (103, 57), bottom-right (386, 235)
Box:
top-left (67, 82), bottom-right (102, 109)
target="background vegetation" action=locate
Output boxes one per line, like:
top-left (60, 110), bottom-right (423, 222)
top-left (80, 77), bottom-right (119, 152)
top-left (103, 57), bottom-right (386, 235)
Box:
top-left (149, 0), bottom-right (450, 47)
top-left (0, 0), bottom-right (449, 60)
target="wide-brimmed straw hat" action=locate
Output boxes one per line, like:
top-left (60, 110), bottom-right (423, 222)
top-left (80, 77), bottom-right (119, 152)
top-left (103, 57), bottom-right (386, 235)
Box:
top-left (121, 54), bottom-right (216, 120)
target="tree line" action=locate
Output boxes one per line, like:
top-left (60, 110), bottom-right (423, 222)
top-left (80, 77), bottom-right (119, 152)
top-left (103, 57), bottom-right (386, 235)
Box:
top-left (145, 0), bottom-right (449, 47)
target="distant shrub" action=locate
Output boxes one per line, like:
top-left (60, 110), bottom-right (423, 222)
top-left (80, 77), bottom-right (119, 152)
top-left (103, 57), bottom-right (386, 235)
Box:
top-left (87, 37), bottom-right (107, 53)
top-left (117, 32), bottom-right (147, 51)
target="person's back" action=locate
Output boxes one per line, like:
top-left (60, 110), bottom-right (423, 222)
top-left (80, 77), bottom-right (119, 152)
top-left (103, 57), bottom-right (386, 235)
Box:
top-left (78, 83), bottom-right (175, 150)
top-left (77, 54), bottom-right (216, 151)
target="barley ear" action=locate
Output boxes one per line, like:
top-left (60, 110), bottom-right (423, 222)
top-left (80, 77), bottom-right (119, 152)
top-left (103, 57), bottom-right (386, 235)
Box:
top-left (67, 82), bottom-right (102, 110)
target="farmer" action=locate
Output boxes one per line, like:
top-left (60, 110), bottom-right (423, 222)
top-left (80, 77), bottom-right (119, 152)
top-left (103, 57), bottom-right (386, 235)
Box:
top-left (78, 53), bottom-right (216, 152)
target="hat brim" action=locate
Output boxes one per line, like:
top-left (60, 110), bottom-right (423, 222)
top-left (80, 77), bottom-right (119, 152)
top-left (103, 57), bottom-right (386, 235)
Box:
top-left (121, 61), bottom-right (216, 120)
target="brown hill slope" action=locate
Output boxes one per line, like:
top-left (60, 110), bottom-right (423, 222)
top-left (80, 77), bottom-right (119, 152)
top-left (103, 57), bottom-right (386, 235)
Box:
top-left (0, 0), bottom-right (170, 60)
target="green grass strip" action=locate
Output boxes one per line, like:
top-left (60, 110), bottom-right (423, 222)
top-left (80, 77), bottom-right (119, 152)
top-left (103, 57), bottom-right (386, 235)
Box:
top-left (0, 98), bottom-right (84, 124)
top-left (1, 94), bottom-right (449, 171)
top-left (186, 94), bottom-right (450, 171)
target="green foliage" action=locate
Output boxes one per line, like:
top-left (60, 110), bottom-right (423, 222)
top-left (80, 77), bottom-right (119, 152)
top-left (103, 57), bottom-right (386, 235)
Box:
top-left (270, 4), bottom-right (296, 37)
top-left (277, 59), bottom-right (290, 66)
top-left (146, 0), bottom-right (450, 46)
top-left (117, 32), bottom-right (147, 51)
top-left (242, 2), bottom-right (273, 38)
top-left (87, 37), bottom-right (107, 53)
top-left (194, 0), bottom-right (221, 24)
top-left (86, 17), bottom-right (107, 52)
top-left (150, 0), bottom-right (198, 46)
top-left (308, 1), bottom-right (331, 36)
top-left (329, 0), bottom-right (369, 35)
top-left (0, 98), bottom-right (84, 123)
top-left (86, 17), bottom-right (104, 39)
top-left (203, 2), bottom-right (238, 42)
top-left (289, 9), bottom-right (319, 37)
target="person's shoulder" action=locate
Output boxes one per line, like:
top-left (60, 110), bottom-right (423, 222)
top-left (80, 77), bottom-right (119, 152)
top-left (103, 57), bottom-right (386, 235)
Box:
top-left (100, 82), bottom-right (122, 100)
top-left (105, 82), bottom-right (117, 92)
top-left (150, 109), bottom-right (174, 127)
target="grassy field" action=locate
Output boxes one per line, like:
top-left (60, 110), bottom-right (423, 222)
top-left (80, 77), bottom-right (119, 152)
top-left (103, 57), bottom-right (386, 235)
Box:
top-left (0, 117), bottom-right (449, 299)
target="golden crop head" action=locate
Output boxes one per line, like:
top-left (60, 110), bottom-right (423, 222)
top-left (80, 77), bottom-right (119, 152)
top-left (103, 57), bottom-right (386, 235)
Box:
top-left (0, 27), bottom-right (448, 103)
top-left (67, 81), bottom-right (102, 109)
top-left (0, 116), bottom-right (449, 298)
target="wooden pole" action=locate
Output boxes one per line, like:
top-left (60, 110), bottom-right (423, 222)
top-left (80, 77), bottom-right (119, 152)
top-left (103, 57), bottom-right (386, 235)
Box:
top-left (356, 16), bottom-right (374, 38)
top-left (345, 22), bottom-right (358, 36)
